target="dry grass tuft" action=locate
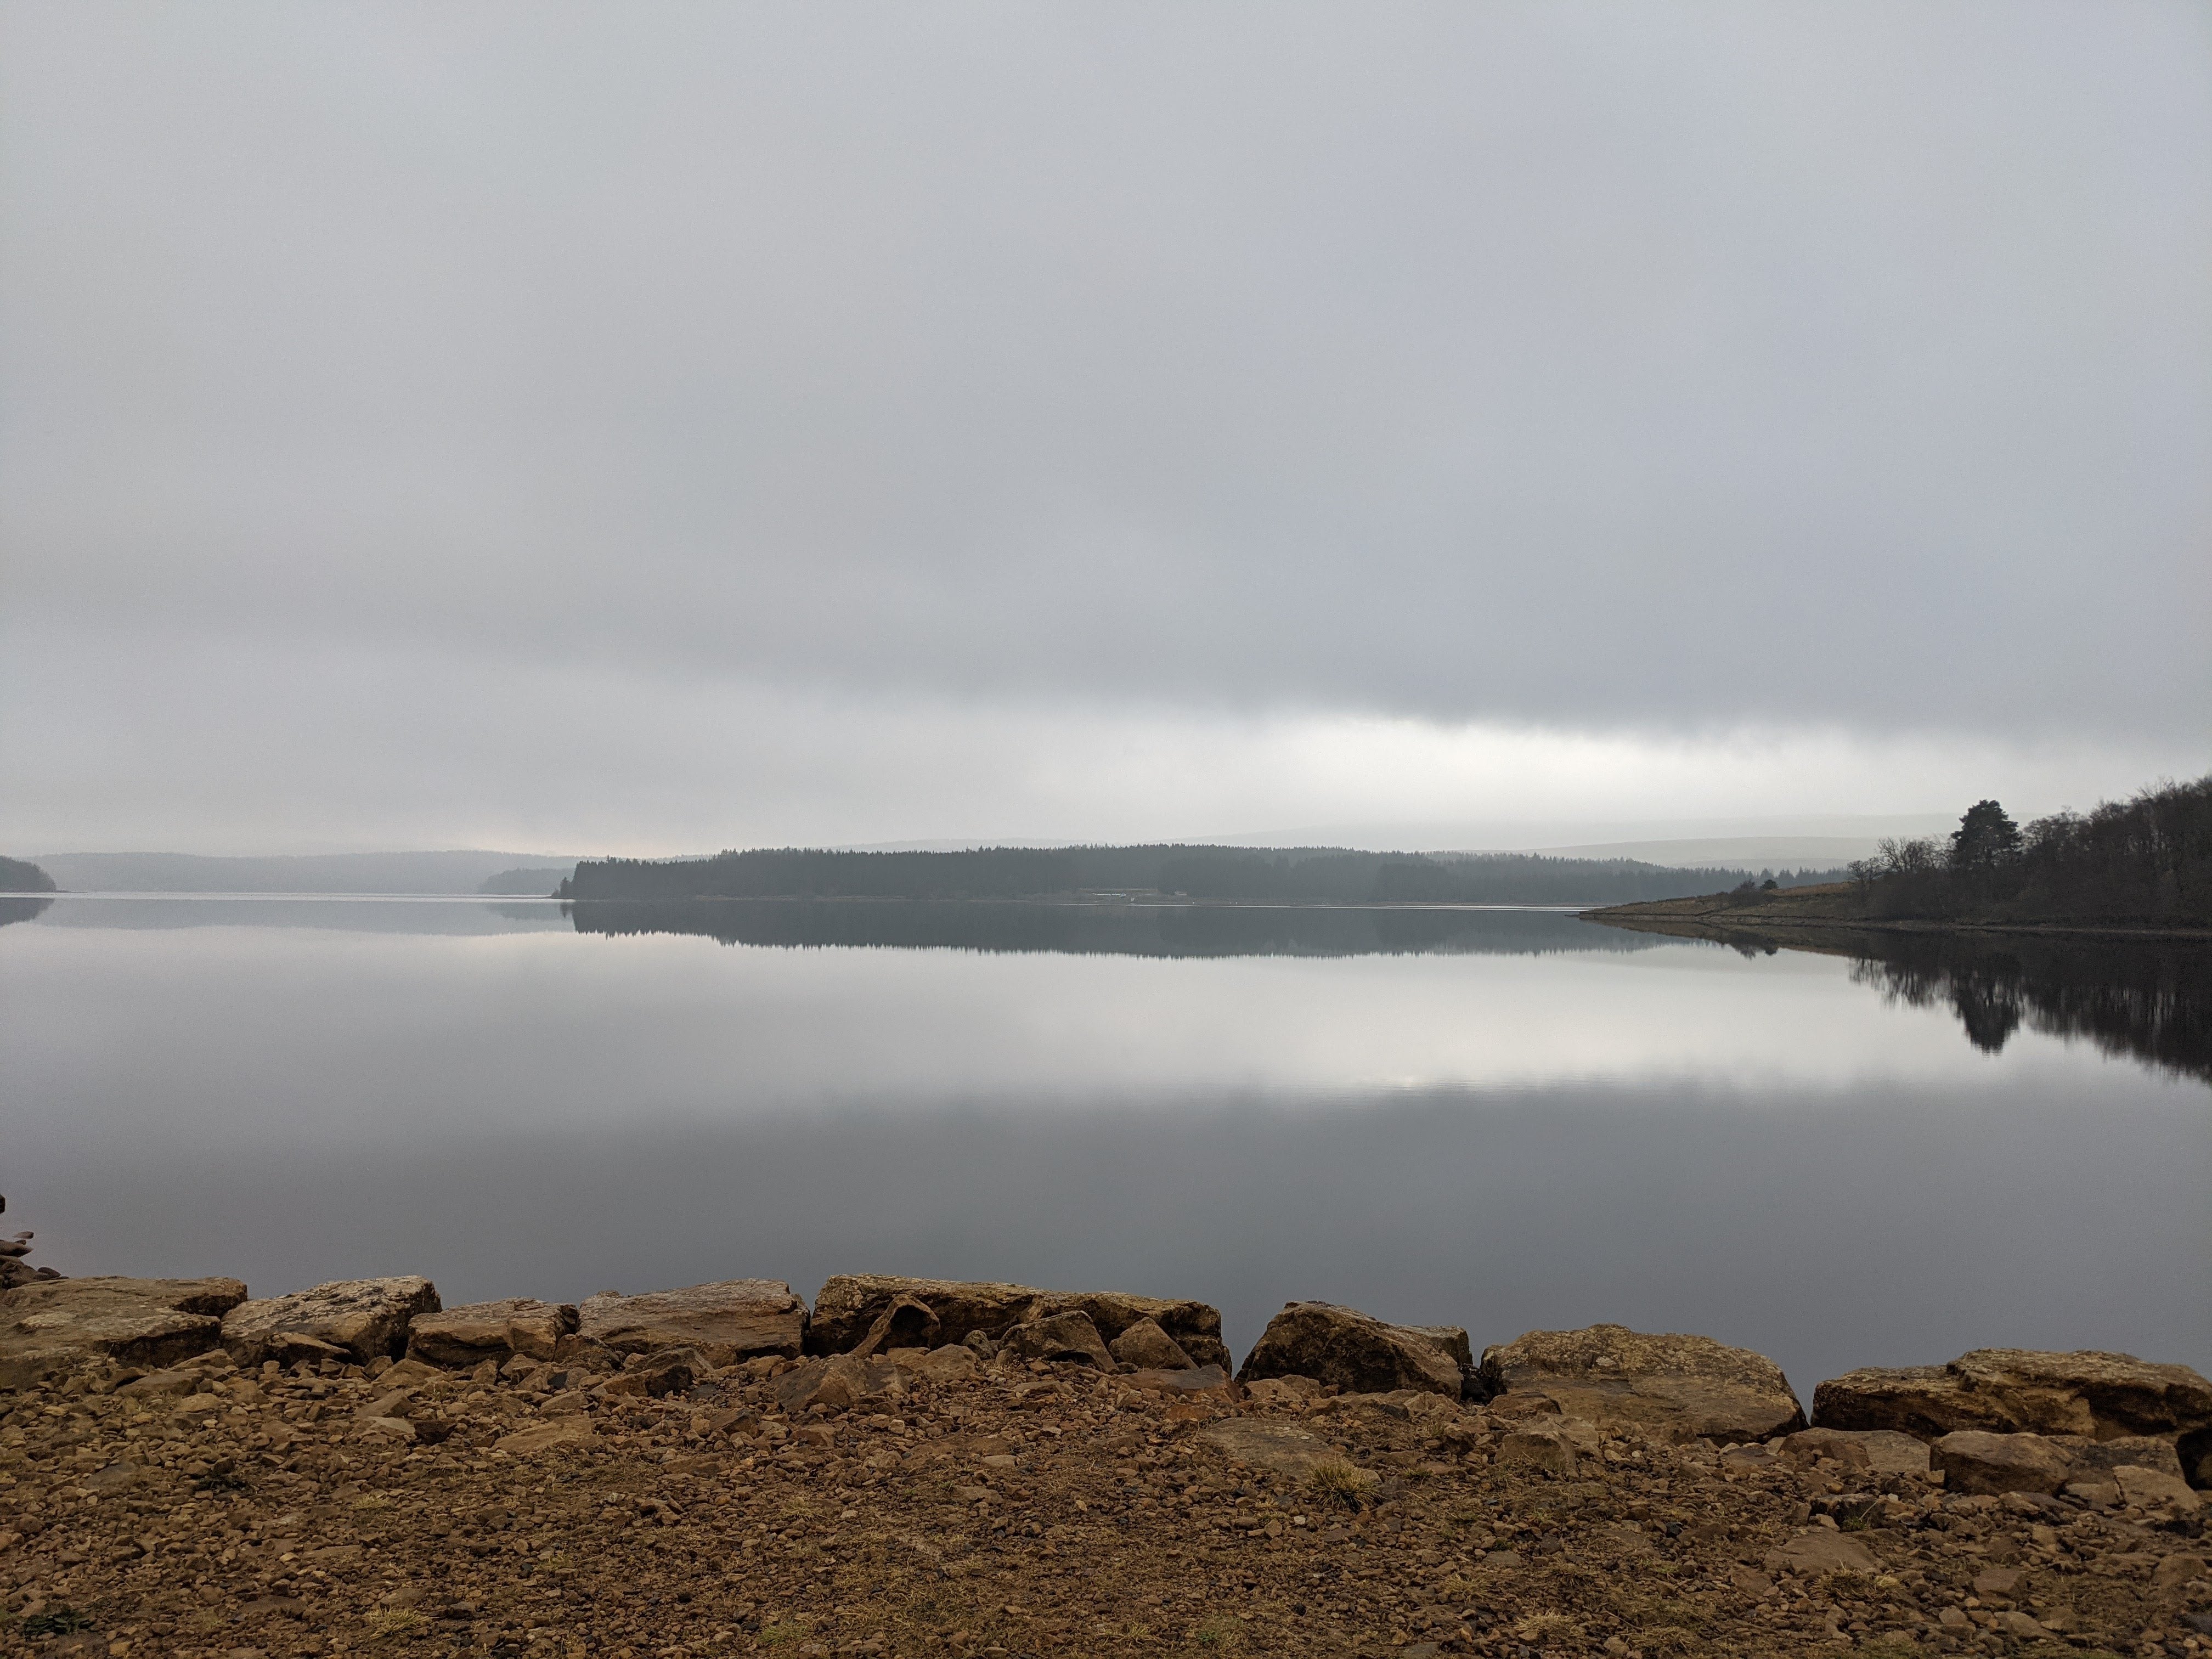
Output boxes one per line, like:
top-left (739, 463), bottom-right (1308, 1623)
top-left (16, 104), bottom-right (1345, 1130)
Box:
top-left (1307, 1457), bottom-right (1379, 1509)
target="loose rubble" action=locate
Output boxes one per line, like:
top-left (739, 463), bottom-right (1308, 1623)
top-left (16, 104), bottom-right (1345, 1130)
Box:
top-left (2, 1267), bottom-right (2207, 1659)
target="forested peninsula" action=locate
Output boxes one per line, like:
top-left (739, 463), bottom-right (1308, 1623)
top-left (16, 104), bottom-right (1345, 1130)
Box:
top-left (1590, 774), bottom-right (2212, 937)
top-left (557, 845), bottom-right (1843, 908)
top-left (0, 856), bottom-right (56, 893)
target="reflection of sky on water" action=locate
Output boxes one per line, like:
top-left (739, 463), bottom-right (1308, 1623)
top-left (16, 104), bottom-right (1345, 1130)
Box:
top-left (2, 898), bottom-right (2204, 1396)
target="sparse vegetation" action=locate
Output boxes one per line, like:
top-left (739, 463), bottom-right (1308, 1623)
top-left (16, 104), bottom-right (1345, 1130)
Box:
top-left (1307, 1456), bottom-right (1380, 1509)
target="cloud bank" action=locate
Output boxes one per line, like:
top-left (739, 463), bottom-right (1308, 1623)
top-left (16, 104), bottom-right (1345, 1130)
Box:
top-left (3, 3), bottom-right (2206, 849)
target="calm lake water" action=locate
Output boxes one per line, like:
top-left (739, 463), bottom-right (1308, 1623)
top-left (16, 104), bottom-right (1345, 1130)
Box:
top-left (2, 895), bottom-right (2205, 1400)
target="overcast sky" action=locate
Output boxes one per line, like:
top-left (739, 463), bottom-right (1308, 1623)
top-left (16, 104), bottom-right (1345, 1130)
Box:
top-left (2, 2), bottom-right (2206, 854)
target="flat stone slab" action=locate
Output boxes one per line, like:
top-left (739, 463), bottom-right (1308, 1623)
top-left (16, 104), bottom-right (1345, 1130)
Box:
top-left (1765, 1530), bottom-right (1878, 1577)
top-left (223, 1277), bottom-right (441, 1368)
top-left (1199, 1419), bottom-right (1342, 1480)
top-left (407, 1298), bottom-right (579, 1368)
top-left (0, 1276), bottom-right (249, 1386)
top-left (495, 1418), bottom-right (600, 1457)
top-left (1479, 1324), bottom-right (1804, 1445)
top-left (1812, 1348), bottom-right (2212, 1441)
top-left (578, 1280), bottom-right (807, 1365)
top-left (1238, 1302), bottom-right (1468, 1399)
top-left (1125, 1364), bottom-right (1232, 1395)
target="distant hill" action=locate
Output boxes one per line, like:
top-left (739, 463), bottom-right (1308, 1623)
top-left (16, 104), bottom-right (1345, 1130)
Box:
top-left (562, 844), bottom-right (1847, 907)
top-left (35, 850), bottom-right (578, 895)
top-left (0, 856), bottom-right (57, 893)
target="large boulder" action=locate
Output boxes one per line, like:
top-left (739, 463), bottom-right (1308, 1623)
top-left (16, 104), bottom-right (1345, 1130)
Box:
top-left (776, 1352), bottom-right (900, 1414)
top-left (1237, 1302), bottom-right (1469, 1399)
top-left (0, 1276), bottom-right (247, 1387)
top-left (406, 1298), bottom-right (580, 1369)
top-left (1933, 1431), bottom-right (2075, 1496)
top-left (1812, 1348), bottom-right (2212, 1442)
top-left (577, 1280), bottom-right (807, 1366)
top-left (1477, 1324), bottom-right (1804, 1446)
top-left (1038, 1291), bottom-right (1230, 1372)
top-left (810, 1276), bottom-right (1037, 1356)
top-left (223, 1277), bottom-right (442, 1368)
top-left (1001, 1310), bottom-right (1114, 1369)
top-left (808, 1275), bottom-right (1228, 1370)
top-left (1109, 1317), bottom-right (1194, 1371)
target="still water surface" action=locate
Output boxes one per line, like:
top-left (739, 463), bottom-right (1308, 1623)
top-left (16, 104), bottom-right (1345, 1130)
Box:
top-left (2, 896), bottom-right (2205, 1397)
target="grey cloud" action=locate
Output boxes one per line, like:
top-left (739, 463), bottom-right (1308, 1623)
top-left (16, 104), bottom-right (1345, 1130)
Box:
top-left (2, 1), bottom-right (2207, 768)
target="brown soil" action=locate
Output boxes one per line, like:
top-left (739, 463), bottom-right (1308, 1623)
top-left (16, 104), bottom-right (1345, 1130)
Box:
top-left (4, 1352), bottom-right (2205, 1659)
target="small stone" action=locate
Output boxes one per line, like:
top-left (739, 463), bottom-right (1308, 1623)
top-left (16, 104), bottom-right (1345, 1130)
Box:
top-left (1495, 1428), bottom-right (1579, 1477)
top-left (1779, 1427), bottom-right (1931, 1477)
top-left (895, 1346), bottom-right (979, 1386)
top-left (777, 1353), bottom-right (895, 1414)
top-left (2151, 1554), bottom-right (2204, 1591)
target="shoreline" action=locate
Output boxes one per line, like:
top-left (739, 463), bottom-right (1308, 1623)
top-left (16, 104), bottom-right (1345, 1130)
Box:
top-left (3, 1268), bottom-right (2208, 1658)
top-left (1581, 893), bottom-right (2212, 945)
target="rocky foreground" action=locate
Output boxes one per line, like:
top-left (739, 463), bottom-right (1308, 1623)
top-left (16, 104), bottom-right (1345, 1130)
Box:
top-left (1, 1261), bottom-right (2208, 1659)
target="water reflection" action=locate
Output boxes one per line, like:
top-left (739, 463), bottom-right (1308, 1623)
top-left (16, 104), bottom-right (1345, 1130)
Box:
top-left (565, 898), bottom-right (1652, 958)
top-left (1846, 933), bottom-right (2212, 1082)
top-left (0, 896), bottom-right (52, 928)
top-left (1609, 918), bottom-right (2212, 1084)
top-left (2, 896), bottom-right (2204, 1390)
top-left (27, 896), bottom-right (565, 934)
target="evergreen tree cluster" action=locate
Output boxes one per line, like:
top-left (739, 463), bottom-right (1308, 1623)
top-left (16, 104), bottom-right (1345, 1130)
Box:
top-left (1844, 774), bottom-right (2212, 926)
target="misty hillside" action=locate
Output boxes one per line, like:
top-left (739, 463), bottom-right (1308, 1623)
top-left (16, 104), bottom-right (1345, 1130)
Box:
top-left (562, 844), bottom-right (1844, 906)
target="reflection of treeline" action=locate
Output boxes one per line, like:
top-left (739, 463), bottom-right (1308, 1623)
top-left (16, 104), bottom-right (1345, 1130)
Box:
top-left (560, 845), bottom-right (1842, 906)
top-left (565, 898), bottom-right (1661, 958)
top-left (1843, 930), bottom-right (2212, 1083)
top-left (1847, 775), bottom-right (2211, 927)
top-left (0, 855), bottom-right (56, 893)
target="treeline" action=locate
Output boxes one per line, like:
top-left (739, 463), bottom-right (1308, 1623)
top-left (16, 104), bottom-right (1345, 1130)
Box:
top-left (0, 856), bottom-right (56, 893)
top-left (560, 844), bottom-right (1847, 907)
top-left (1846, 774), bottom-right (2212, 927)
